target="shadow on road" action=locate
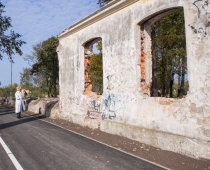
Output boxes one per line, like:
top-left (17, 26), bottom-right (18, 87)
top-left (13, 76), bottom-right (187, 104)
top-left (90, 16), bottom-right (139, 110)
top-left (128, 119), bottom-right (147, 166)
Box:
top-left (0, 111), bottom-right (15, 116)
top-left (0, 113), bottom-right (44, 130)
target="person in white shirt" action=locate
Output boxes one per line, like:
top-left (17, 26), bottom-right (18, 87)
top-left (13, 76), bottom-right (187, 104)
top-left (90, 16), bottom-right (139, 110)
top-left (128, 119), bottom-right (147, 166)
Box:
top-left (15, 86), bottom-right (25, 118)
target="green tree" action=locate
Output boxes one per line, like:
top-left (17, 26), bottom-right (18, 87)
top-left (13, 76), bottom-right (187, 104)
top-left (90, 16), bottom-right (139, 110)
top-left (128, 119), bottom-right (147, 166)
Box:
top-left (0, 83), bottom-right (18, 98)
top-left (19, 67), bottom-right (45, 97)
top-left (30, 36), bottom-right (59, 97)
top-left (24, 42), bottom-right (42, 66)
top-left (88, 42), bottom-right (103, 94)
top-left (24, 42), bottom-right (49, 97)
top-left (20, 68), bottom-right (34, 89)
top-left (89, 53), bottom-right (103, 94)
top-left (0, 2), bottom-right (26, 60)
top-left (151, 11), bottom-right (187, 98)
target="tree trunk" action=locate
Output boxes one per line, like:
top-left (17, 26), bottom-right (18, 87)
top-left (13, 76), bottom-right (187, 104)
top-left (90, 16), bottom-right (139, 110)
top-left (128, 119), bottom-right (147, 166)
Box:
top-left (46, 77), bottom-right (51, 97)
top-left (151, 30), bottom-right (158, 97)
top-left (178, 67), bottom-right (185, 98)
top-left (177, 56), bottom-right (181, 91)
top-left (53, 76), bottom-right (57, 97)
top-left (151, 52), bottom-right (158, 96)
top-left (169, 73), bottom-right (174, 98)
top-left (161, 57), bottom-right (165, 97)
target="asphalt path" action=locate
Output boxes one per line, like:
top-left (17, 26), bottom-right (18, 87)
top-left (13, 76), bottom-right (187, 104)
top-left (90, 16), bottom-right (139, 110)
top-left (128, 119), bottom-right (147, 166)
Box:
top-left (0, 108), bottom-right (168, 170)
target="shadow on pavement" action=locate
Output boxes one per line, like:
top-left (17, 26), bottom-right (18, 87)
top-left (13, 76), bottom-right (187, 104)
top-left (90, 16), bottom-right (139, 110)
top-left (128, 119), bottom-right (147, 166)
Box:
top-left (0, 111), bottom-right (15, 116)
top-left (0, 113), bottom-right (44, 130)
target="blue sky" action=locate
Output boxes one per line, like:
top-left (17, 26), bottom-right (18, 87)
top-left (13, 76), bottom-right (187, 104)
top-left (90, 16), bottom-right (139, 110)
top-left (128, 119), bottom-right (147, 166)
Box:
top-left (0, 0), bottom-right (99, 87)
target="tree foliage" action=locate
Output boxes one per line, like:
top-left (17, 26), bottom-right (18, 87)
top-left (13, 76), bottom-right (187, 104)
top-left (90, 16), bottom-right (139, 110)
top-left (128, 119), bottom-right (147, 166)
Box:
top-left (0, 83), bottom-right (18, 98)
top-left (97, 0), bottom-right (112, 7)
top-left (20, 68), bottom-right (34, 89)
top-left (151, 11), bottom-right (187, 98)
top-left (19, 67), bottom-right (46, 97)
top-left (0, 2), bottom-right (26, 60)
top-left (23, 36), bottom-right (59, 97)
top-left (88, 42), bottom-right (103, 94)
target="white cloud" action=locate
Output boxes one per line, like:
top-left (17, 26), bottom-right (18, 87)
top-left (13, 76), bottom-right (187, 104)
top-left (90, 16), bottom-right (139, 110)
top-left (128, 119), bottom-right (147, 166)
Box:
top-left (0, 0), bottom-right (99, 87)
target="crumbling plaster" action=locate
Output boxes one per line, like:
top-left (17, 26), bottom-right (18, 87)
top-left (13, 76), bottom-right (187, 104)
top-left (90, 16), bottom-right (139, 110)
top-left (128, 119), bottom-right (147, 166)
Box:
top-left (57, 0), bottom-right (210, 159)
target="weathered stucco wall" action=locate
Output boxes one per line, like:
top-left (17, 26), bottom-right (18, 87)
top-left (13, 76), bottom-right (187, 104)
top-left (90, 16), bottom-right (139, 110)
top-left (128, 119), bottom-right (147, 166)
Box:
top-left (57, 0), bottom-right (210, 159)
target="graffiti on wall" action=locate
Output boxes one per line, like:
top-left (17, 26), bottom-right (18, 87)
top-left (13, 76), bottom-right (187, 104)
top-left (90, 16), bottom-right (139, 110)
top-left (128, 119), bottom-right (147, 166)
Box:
top-left (190, 0), bottom-right (210, 39)
top-left (86, 72), bottom-right (130, 119)
top-left (106, 74), bottom-right (113, 90)
top-left (102, 94), bottom-right (116, 119)
top-left (86, 93), bottom-right (131, 120)
top-left (69, 96), bottom-right (80, 105)
top-left (86, 95), bottom-right (116, 120)
top-left (87, 100), bottom-right (102, 119)
top-left (101, 93), bottom-right (130, 120)
top-left (193, 0), bottom-right (209, 18)
top-left (189, 25), bottom-right (208, 39)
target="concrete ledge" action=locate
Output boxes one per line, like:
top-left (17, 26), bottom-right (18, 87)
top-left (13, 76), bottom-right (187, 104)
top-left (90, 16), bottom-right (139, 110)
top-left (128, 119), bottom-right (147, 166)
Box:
top-left (100, 120), bottom-right (210, 160)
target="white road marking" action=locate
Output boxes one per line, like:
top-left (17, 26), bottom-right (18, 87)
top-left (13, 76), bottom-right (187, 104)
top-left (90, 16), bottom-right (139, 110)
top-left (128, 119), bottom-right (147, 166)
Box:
top-left (0, 137), bottom-right (24, 170)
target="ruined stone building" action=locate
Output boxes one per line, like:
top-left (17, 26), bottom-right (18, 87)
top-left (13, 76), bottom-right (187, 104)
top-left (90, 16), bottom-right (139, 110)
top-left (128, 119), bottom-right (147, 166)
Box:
top-left (57, 0), bottom-right (210, 159)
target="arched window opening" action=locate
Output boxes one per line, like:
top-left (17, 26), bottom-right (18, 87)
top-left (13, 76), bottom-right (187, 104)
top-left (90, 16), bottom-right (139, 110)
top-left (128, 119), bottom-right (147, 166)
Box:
top-left (83, 38), bottom-right (103, 96)
top-left (140, 9), bottom-right (188, 98)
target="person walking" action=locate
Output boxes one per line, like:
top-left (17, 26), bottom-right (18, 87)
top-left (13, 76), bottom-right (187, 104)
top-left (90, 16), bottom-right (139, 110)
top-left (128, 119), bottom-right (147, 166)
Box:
top-left (15, 86), bottom-right (25, 118)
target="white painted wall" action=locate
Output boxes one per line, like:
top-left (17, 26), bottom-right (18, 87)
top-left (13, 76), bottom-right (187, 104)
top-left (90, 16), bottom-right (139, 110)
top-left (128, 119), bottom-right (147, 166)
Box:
top-left (57, 0), bottom-right (210, 159)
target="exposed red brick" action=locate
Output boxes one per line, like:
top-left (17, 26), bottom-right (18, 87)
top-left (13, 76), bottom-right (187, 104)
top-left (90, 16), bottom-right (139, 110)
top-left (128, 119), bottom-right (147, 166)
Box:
top-left (140, 30), bottom-right (148, 94)
top-left (84, 49), bottom-right (92, 94)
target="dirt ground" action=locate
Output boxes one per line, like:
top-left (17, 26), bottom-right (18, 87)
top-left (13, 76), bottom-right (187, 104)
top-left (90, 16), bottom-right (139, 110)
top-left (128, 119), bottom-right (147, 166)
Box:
top-left (1, 105), bottom-right (210, 170)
